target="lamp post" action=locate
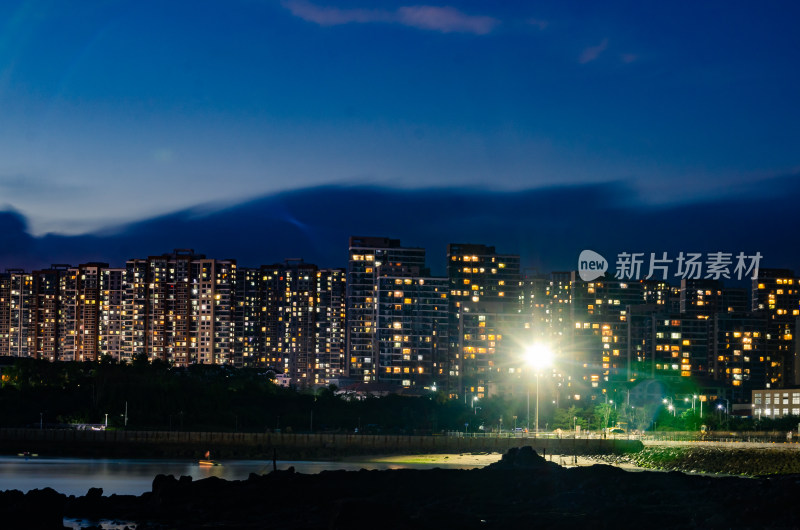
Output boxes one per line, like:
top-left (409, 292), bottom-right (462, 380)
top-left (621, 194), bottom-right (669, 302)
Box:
top-left (663, 397), bottom-right (675, 417)
top-left (525, 344), bottom-right (553, 436)
top-left (535, 372), bottom-right (540, 435)
top-left (717, 398), bottom-right (730, 427)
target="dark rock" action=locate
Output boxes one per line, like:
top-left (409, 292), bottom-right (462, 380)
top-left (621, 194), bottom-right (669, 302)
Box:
top-left (86, 487), bottom-right (103, 498)
top-left (151, 473), bottom-right (177, 495)
top-left (26, 447), bottom-right (800, 529)
top-left (330, 498), bottom-right (412, 530)
top-left (7, 487), bottom-right (68, 529)
top-left (486, 445), bottom-right (559, 471)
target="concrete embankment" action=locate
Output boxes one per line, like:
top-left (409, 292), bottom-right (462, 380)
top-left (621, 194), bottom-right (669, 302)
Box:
top-left (0, 428), bottom-right (642, 459)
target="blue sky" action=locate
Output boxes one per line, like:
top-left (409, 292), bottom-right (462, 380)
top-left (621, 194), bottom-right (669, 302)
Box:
top-left (1, 0), bottom-right (799, 237)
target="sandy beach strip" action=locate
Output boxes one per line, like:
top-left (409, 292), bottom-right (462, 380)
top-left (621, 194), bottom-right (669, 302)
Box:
top-left (354, 452), bottom-right (504, 467)
top-left (353, 452), bottom-right (648, 471)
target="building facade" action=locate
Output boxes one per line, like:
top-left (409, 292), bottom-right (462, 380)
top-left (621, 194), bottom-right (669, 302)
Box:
top-left (346, 237), bottom-right (426, 383)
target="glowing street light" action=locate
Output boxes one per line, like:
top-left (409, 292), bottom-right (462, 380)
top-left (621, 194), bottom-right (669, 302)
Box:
top-left (663, 397), bottom-right (675, 416)
top-left (717, 398), bottom-right (730, 426)
top-left (525, 344), bottom-right (553, 436)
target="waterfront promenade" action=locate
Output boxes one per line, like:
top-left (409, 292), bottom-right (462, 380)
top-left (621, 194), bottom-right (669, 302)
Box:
top-left (0, 428), bottom-right (642, 459)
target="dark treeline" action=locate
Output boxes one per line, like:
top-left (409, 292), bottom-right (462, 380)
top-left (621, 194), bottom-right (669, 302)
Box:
top-left (2, 358), bottom-right (795, 434)
top-left (0, 357), bottom-right (490, 434)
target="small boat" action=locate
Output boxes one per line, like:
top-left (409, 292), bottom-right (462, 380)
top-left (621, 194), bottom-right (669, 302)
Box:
top-left (199, 450), bottom-right (220, 466)
top-left (17, 451), bottom-right (39, 458)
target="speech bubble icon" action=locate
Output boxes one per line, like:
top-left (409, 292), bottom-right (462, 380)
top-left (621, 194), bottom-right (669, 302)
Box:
top-left (578, 250), bottom-right (608, 281)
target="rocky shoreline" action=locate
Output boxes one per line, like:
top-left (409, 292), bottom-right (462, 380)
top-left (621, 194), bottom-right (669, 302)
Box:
top-left (592, 445), bottom-right (800, 476)
top-left (7, 446), bottom-right (800, 529)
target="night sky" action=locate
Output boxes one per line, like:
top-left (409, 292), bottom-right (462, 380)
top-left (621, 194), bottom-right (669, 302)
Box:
top-left (1, 1), bottom-right (799, 273)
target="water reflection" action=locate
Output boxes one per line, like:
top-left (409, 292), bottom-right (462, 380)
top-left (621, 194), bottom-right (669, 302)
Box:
top-left (0, 456), bottom-right (471, 496)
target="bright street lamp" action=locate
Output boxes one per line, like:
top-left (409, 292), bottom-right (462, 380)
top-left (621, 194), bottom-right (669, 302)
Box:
top-left (717, 398), bottom-right (730, 425)
top-left (525, 344), bottom-right (553, 436)
top-left (662, 397), bottom-right (675, 417)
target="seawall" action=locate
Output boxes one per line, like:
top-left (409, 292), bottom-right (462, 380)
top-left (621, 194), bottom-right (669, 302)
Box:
top-left (0, 428), bottom-right (643, 459)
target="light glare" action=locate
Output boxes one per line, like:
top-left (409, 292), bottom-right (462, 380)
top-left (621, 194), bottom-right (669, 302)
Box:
top-left (524, 343), bottom-right (553, 370)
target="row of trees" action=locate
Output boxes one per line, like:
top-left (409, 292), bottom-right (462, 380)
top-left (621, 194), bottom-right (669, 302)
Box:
top-left (1, 357), bottom-right (796, 434)
top-left (0, 357), bottom-right (487, 433)
top-left (0, 357), bottom-right (630, 433)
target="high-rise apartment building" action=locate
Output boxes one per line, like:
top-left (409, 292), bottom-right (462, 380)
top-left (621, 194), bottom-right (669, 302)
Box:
top-left (32, 265), bottom-right (70, 361)
top-left (752, 269), bottom-right (800, 386)
top-left (455, 301), bottom-right (531, 398)
top-left (191, 258), bottom-right (236, 365)
top-left (520, 272), bottom-right (548, 328)
top-left (59, 263), bottom-right (107, 362)
top-left (375, 274), bottom-right (448, 387)
top-left (0, 269), bottom-right (33, 357)
top-left (711, 312), bottom-right (768, 402)
top-left (315, 267), bottom-right (347, 386)
top-left (254, 260), bottom-right (314, 385)
top-left (235, 261), bottom-right (346, 386)
top-left (447, 244), bottom-right (522, 398)
top-left (99, 268), bottom-right (125, 359)
top-left (2, 264), bottom-right (119, 361)
top-left (121, 250), bottom-right (236, 366)
top-left (447, 243), bottom-right (520, 308)
top-left (233, 267), bottom-right (263, 368)
top-left (649, 315), bottom-right (710, 381)
top-left (680, 279), bottom-right (748, 319)
top-left (122, 258), bottom-right (148, 361)
top-left (569, 274), bottom-right (645, 400)
top-left (347, 237), bottom-right (426, 383)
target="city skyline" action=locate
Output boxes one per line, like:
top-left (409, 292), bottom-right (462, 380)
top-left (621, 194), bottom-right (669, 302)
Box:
top-left (4, 2), bottom-right (800, 516)
top-left (2, 236), bottom-right (797, 408)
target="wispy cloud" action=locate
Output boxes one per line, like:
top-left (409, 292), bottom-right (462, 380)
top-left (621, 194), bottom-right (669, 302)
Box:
top-left (620, 53), bottom-right (638, 64)
top-left (527, 18), bottom-right (548, 30)
top-left (282, 1), bottom-right (499, 35)
top-left (281, 1), bottom-right (391, 26)
top-left (0, 174), bottom-right (84, 198)
top-left (579, 38), bottom-right (608, 64)
top-left (396, 6), bottom-right (498, 35)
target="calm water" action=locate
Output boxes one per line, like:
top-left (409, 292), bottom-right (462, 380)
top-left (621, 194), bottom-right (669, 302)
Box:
top-left (0, 456), bottom-right (471, 496)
